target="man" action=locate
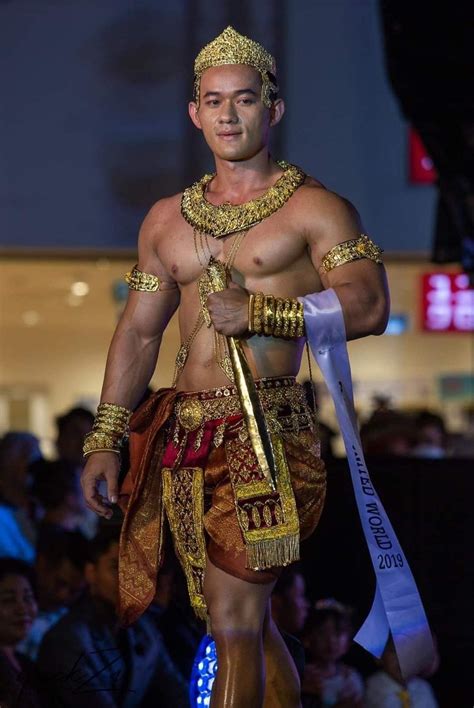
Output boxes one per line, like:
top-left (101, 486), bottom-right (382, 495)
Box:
top-left (81, 27), bottom-right (388, 707)
top-left (37, 529), bottom-right (188, 707)
top-left (17, 530), bottom-right (89, 660)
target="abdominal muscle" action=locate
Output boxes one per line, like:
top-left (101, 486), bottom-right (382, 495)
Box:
top-left (174, 319), bottom-right (307, 393)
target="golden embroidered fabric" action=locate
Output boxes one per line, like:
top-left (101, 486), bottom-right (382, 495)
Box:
top-left (125, 265), bottom-right (165, 292)
top-left (320, 235), bottom-right (383, 273)
top-left (193, 26), bottom-right (278, 108)
top-left (162, 467), bottom-right (207, 619)
top-left (181, 161), bottom-right (306, 238)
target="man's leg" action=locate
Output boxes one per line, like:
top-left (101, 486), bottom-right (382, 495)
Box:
top-left (262, 606), bottom-right (302, 708)
top-left (204, 556), bottom-right (275, 708)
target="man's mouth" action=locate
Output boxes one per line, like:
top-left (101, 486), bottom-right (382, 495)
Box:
top-left (217, 132), bottom-right (241, 139)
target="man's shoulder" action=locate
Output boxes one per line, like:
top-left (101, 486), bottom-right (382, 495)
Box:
top-left (296, 178), bottom-right (357, 220)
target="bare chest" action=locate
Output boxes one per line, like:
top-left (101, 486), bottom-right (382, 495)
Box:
top-left (157, 211), bottom-right (308, 287)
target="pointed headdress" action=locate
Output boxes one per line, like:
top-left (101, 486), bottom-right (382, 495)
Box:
top-left (193, 26), bottom-right (278, 108)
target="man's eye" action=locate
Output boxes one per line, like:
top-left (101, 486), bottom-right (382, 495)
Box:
top-left (239, 99), bottom-right (253, 105)
top-left (206, 100), bottom-right (219, 106)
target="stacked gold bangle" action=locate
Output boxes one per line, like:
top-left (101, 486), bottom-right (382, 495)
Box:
top-left (249, 293), bottom-right (304, 338)
top-left (83, 402), bottom-right (132, 457)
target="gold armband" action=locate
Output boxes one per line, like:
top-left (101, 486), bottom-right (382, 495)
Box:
top-left (125, 265), bottom-right (164, 292)
top-left (83, 402), bottom-right (132, 457)
top-left (249, 293), bottom-right (304, 338)
top-left (321, 235), bottom-right (383, 274)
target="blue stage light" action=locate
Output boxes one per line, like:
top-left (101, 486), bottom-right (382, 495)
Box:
top-left (190, 634), bottom-right (218, 707)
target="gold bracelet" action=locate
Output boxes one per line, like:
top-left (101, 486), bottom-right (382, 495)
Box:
top-left (248, 294), bottom-right (305, 339)
top-left (252, 292), bottom-right (265, 334)
top-left (248, 293), bottom-right (255, 332)
top-left (263, 295), bottom-right (275, 336)
top-left (83, 402), bottom-right (132, 457)
top-left (321, 234), bottom-right (383, 273)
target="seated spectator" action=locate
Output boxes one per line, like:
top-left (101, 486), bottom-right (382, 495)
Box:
top-left (55, 406), bottom-right (94, 467)
top-left (302, 599), bottom-right (364, 708)
top-left (0, 432), bottom-right (41, 562)
top-left (412, 410), bottom-right (449, 459)
top-left (365, 636), bottom-right (438, 707)
top-left (148, 556), bottom-right (204, 681)
top-left (0, 557), bottom-right (41, 707)
top-left (360, 411), bottom-right (416, 456)
top-left (17, 530), bottom-right (89, 660)
top-left (37, 528), bottom-right (188, 707)
top-left (30, 459), bottom-right (88, 544)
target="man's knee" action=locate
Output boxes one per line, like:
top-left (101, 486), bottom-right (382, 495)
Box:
top-left (208, 596), bottom-right (265, 639)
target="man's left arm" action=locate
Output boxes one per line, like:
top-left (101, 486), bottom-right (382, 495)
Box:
top-left (305, 190), bottom-right (390, 340)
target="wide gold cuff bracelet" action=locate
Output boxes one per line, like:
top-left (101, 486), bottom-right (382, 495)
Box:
top-left (249, 293), bottom-right (304, 338)
top-left (83, 402), bottom-right (132, 457)
top-left (321, 234), bottom-right (383, 274)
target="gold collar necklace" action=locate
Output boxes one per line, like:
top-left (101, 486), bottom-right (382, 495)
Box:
top-left (181, 160), bottom-right (306, 239)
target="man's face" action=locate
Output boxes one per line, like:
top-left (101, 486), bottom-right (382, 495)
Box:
top-left (189, 64), bottom-right (283, 162)
top-left (57, 417), bottom-right (93, 466)
top-left (0, 574), bottom-right (37, 645)
top-left (309, 618), bottom-right (351, 662)
top-left (37, 556), bottom-right (86, 610)
top-left (85, 541), bottom-right (119, 608)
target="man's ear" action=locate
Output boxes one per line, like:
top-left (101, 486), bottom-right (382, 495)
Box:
top-left (188, 102), bottom-right (202, 130)
top-left (269, 98), bottom-right (285, 128)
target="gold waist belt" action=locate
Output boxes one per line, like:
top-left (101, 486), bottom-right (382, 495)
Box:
top-left (174, 376), bottom-right (312, 433)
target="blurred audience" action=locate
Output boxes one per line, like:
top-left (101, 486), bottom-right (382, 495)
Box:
top-left (0, 557), bottom-right (41, 707)
top-left (0, 432), bottom-right (42, 562)
top-left (30, 458), bottom-right (88, 544)
top-left (37, 528), bottom-right (189, 707)
top-left (55, 406), bottom-right (94, 467)
top-left (412, 410), bottom-right (449, 459)
top-left (365, 636), bottom-right (438, 707)
top-left (271, 564), bottom-right (310, 681)
top-left (301, 599), bottom-right (364, 708)
top-left (148, 556), bottom-right (204, 681)
top-left (360, 410), bottom-right (416, 457)
top-left (17, 530), bottom-right (89, 660)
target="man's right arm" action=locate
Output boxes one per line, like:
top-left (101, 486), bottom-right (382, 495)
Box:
top-left (81, 201), bottom-right (180, 518)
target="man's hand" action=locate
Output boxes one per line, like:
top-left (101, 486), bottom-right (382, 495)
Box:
top-left (207, 282), bottom-right (249, 337)
top-left (80, 452), bottom-right (121, 519)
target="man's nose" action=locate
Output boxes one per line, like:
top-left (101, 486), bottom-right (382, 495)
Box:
top-left (218, 100), bottom-right (238, 123)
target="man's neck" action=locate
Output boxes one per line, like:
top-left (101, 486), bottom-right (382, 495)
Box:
top-left (210, 150), bottom-right (282, 204)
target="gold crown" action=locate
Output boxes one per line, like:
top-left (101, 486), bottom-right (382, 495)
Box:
top-left (193, 26), bottom-right (278, 108)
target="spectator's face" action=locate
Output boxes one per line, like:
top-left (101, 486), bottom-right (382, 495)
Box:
top-left (57, 417), bottom-right (93, 466)
top-left (309, 618), bottom-right (350, 662)
top-left (86, 542), bottom-right (119, 608)
top-left (0, 574), bottom-right (37, 646)
top-left (36, 556), bottom-right (86, 610)
top-left (279, 573), bottom-right (310, 634)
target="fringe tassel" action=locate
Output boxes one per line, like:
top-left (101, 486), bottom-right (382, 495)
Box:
top-left (246, 532), bottom-right (300, 570)
top-left (193, 600), bottom-right (209, 621)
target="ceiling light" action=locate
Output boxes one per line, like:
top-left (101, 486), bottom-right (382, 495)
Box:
top-left (70, 281), bottom-right (89, 297)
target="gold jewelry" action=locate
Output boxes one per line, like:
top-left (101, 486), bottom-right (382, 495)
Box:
top-left (248, 293), bottom-right (255, 332)
top-left (193, 26), bottom-right (278, 109)
top-left (321, 235), bottom-right (383, 273)
top-left (83, 402), bottom-right (132, 457)
top-left (181, 161), bottom-right (305, 239)
top-left (125, 266), bottom-right (163, 292)
top-left (249, 294), bottom-right (304, 339)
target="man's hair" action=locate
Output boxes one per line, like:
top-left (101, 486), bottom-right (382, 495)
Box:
top-left (87, 527), bottom-right (121, 565)
top-left (30, 459), bottom-right (80, 510)
top-left (272, 563), bottom-right (304, 597)
top-left (304, 603), bottom-right (354, 635)
top-left (56, 407), bottom-right (94, 434)
top-left (37, 530), bottom-right (89, 572)
top-left (0, 556), bottom-right (36, 593)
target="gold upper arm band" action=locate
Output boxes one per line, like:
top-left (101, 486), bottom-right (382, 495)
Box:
top-left (124, 265), bottom-right (177, 292)
top-left (320, 235), bottom-right (383, 274)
